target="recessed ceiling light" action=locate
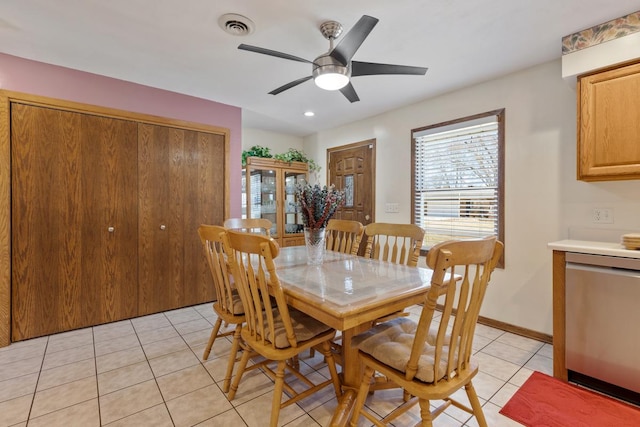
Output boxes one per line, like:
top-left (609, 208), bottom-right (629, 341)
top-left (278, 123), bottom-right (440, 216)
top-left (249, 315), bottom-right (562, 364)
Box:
top-left (304, 111), bottom-right (315, 117)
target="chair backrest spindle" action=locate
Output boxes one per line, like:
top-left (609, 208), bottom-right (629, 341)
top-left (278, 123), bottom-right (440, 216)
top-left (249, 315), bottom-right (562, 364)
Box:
top-left (325, 219), bottom-right (364, 255)
top-left (363, 223), bottom-right (425, 266)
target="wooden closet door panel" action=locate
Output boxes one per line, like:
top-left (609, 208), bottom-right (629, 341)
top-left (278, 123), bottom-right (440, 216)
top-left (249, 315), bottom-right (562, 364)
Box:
top-left (11, 104), bottom-right (139, 340)
top-left (182, 131), bottom-right (225, 306)
top-left (80, 115), bottom-right (138, 325)
top-left (138, 124), bottom-right (185, 314)
top-left (11, 104), bottom-right (83, 339)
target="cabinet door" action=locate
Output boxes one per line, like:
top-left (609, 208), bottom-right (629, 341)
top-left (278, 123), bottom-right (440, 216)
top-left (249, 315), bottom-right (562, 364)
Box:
top-left (578, 62), bottom-right (640, 181)
top-left (282, 169), bottom-right (306, 242)
top-left (138, 124), bottom-right (222, 314)
top-left (246, 166), bottom-right (278, 237)
top-left (11, 104), bottom-right (138, 340)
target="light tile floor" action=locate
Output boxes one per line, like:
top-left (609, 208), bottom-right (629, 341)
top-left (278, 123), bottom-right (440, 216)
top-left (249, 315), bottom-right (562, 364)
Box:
top-left (0, 304), bottom-right (552, 426)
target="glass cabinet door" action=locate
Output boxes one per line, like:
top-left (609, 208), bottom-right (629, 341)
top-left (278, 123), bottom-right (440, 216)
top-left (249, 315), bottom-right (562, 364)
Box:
top-left (283, 171), bottom-right (306, 235)
top-left (247, 167), bottom-right (278, 237)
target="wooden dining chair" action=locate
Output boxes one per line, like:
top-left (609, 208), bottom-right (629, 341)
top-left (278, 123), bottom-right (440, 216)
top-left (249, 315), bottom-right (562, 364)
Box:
top-left (349, 236), bottom-right (503, 427)
top-left (362, 222), bottom-right (425, 267)
top-left (222, 230), bottom-right (342, 427)
top-left (197, 225), bottom-right (244, 393)
top-left (224, 217), bottom-right (273, 237)
top-left (361, 222), bottom-right (426, 324)
top-left (325, 219), bottom-right (364, 255)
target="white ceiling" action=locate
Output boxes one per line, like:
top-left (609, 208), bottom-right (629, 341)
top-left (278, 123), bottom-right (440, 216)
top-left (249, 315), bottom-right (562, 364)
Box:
top-left (1, 0), bottom-right (639, 136)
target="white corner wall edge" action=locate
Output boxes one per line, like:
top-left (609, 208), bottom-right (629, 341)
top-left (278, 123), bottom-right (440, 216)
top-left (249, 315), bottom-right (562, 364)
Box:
top-left (562, 32), bottom-right (640, 86)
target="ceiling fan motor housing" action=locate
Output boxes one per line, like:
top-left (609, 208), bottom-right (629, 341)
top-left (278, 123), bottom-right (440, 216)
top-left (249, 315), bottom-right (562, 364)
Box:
top-left (312, 53), bottom-right (350, 90)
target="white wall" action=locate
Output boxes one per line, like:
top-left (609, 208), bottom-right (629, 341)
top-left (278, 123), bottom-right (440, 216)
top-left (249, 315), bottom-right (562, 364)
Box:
top-left (303, 59), bottom-right (640, 335)
top-left (242, 128), bottom-right (304, 153)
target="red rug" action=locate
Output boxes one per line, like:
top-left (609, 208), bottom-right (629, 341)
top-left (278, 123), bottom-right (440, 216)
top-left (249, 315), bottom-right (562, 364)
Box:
top-left (499, 371), bottom-right (640, 427)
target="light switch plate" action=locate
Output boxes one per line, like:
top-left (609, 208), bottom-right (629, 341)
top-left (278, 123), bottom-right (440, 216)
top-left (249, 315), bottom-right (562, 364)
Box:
top-left (385, 203), bottom-right (399, 213)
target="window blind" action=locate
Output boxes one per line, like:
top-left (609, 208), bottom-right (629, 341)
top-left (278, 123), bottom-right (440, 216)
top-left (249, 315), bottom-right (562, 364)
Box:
top-left (413, 120), bottom-right (499, 247)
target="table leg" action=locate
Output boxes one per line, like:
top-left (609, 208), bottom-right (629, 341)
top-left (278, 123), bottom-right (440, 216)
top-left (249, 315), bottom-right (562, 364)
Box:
top-left (330, 324), bottom-right (370, 426)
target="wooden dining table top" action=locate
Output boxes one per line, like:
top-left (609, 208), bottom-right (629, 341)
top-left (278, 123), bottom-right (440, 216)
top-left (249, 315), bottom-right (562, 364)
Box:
top-left (273, 246), bottom-right (433, 331)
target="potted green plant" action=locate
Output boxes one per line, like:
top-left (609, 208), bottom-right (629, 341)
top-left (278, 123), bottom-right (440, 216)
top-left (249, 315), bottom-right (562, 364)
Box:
top-left (274, 148), bottom-right (320, 173)
top-left (241, 146), bottom-right (320, 174)
top-left (241, 145), bottom-right (273, 167)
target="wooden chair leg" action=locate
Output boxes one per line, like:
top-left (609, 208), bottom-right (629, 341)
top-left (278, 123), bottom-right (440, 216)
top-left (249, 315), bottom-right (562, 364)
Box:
top-left (227, 347), bottom-right (252, 400)
top-left (418, 398), bottom-right (434, 427)
top-left (202, 317), bottom-right (223, 360)
top-left (464, 381), bottom-right (488, 427)
top-left (222, 325), bottom-right (242, 393)
top-left (320, 341), bottom-right (342, 398)
top-left (349, 365), bottom-right (375, 427)
top-left (270, 360), bottom-right (287, 427)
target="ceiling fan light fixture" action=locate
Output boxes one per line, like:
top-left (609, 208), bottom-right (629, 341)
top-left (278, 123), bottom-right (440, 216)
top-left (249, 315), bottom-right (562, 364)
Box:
top-left (312, 54), bottom-right (350, 91)
top-left (314, 71), bottom-right (349, 91)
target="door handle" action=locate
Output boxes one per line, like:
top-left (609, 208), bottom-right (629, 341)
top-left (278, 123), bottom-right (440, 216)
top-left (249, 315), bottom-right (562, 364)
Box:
top-left (160, 224), bottom-right (166, 230)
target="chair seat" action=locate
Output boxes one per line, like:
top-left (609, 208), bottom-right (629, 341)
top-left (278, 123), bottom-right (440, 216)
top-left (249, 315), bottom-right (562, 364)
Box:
top-left (256, 307), bottom-right (333, 349)
top-left (214, 290), bottom-right (244, 316)
top-left (352, 317), bottom-right (455, 383)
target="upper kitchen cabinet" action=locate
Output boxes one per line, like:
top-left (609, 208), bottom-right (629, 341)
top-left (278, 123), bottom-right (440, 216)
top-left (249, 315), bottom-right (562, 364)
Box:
top-left (577, 60), bottom-right (640, 181)
top-left (243, 157), bottom-right (308, 247)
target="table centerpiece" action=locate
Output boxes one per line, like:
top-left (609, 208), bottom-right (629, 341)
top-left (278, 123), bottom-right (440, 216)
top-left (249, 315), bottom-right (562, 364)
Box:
top-left (295, 182), bottom-right (345, 265)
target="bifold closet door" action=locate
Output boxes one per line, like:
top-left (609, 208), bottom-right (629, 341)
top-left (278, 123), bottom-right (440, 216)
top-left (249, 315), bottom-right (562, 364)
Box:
top-left (138, 123), bottom-right (184, 314)
top-left (182, 129), bottom-right (225, 306)
top-left (138, 124), bottom-right (222, 315)
top-left (11, 103), bottom-right (138, 340)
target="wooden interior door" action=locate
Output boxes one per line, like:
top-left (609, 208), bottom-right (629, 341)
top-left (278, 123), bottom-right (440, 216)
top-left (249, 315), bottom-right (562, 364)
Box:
top-left (327, 140), bottom-right (375, 227)
top-left (11, 103), bottom-right (138, 340)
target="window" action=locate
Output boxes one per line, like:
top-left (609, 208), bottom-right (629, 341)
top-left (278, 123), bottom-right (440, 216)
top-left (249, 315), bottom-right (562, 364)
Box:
top-left (411, 109), bottom-right (504, 264)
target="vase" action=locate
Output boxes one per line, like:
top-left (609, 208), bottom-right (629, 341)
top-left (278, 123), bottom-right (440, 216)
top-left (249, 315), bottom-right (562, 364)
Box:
top-left (304, 227), bottom-right (326, 265)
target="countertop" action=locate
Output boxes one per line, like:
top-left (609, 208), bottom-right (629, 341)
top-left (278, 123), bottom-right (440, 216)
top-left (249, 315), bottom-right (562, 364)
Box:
top-left (548, 239), bottom-right (640, 259)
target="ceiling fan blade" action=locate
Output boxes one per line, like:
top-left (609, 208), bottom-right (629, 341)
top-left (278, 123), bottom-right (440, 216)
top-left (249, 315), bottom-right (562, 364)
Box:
top-left (269, 76), bottom-right (313, 95)
top-left (339, 82), bottom-right (360, 103)
top-left (330, 15), bottom-right (379, 66)
top-left (351, 61), bottom-right (428, 77)
top-left (238, 44), bottom-right (313, 64)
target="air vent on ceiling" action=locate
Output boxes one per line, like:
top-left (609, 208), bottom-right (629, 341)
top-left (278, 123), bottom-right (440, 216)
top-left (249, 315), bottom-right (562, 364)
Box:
top-left (219, 13), bottom-right (255, 36)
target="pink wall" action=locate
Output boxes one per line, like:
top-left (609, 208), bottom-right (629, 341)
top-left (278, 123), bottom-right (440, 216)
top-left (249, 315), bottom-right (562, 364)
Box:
top-left (0, 52), bottom-right (242, 218)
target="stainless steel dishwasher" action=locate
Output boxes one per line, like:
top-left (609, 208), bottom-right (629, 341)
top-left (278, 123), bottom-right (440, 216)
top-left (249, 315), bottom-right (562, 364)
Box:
top-left (566, 252), bottom-right (640, 401)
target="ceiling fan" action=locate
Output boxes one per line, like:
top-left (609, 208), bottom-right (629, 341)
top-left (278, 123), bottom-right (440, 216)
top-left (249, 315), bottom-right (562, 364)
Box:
top-left (238, 15), bottom-right (428, 103)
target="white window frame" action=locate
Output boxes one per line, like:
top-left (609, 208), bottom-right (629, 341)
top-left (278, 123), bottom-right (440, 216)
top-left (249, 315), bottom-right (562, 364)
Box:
top-left (411, 109), bottom-right (505, 266)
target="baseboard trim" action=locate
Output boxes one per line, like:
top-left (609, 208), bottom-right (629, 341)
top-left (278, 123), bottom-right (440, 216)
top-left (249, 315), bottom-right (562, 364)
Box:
top-left (435, 304), bottom-right (553, 344)
top-left (477, 315), bottom-right (552, 344)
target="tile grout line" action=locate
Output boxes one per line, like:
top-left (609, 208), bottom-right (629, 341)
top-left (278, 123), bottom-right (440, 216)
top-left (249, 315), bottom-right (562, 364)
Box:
top-left (91, 324), bottom-right (103, 426)
top-left (23, 335), bottom-right (49, 425)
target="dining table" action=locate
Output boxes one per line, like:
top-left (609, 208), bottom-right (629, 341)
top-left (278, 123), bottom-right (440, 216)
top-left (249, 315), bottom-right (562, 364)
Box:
top-left (272, 246), bottom-right (434, 426)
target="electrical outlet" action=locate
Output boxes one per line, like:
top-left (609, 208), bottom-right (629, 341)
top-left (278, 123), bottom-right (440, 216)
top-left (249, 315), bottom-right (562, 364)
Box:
top-left (385, 203), bottom-right (399, 213)
top-left (592, 208), bottom-right (614, 224)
